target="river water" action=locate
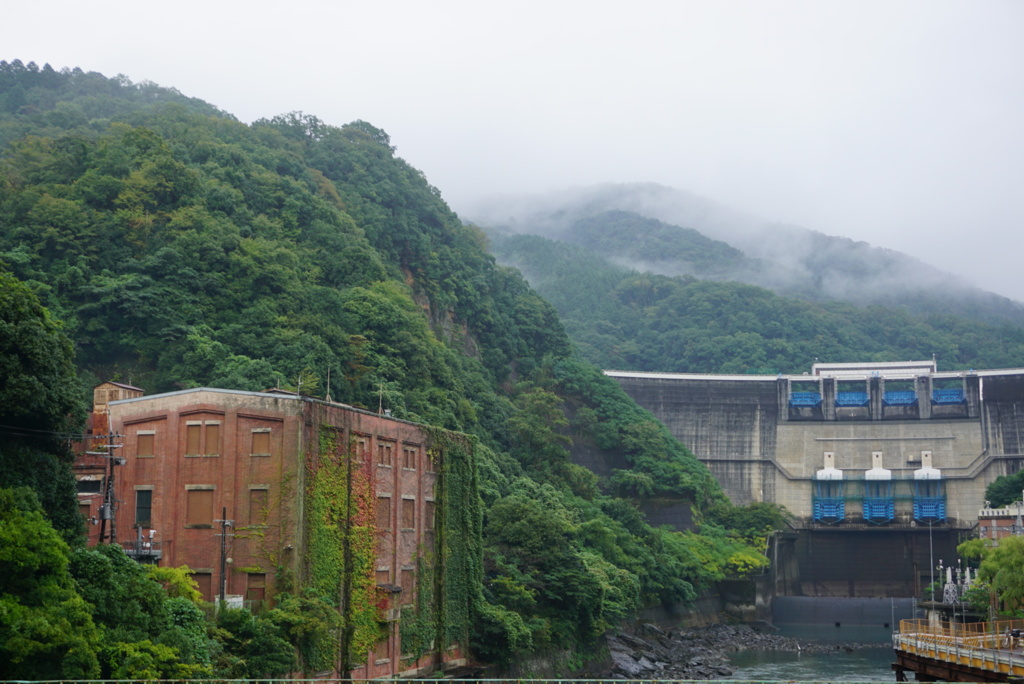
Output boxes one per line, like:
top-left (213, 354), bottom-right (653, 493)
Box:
top-left (727, 624), bottom-right (896, 682)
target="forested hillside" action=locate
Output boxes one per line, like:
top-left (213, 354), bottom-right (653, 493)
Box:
top-left (491, 231), bottom-right (1024, 374)
top-left (471, 184), bottom-right (1024, 328)
top-left (0, 60), bottom-right (783, 676)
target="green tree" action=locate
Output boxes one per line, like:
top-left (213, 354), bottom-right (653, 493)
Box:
top-left (69, 543), bottom-right (169, 642)
top-left (960, 536), bottom-right (1024, 616)
top-left (0, 487), bottom-right (101, 678)
top-left (985, 471), bottom-right (1024, 509)
top-left (0, 270), bottom-right (85, 541)
top-left (213, 606), bottom-right (296, 678)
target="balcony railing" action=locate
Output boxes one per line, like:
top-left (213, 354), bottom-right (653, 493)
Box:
top-left (121, 539), bottom-right (163, 563)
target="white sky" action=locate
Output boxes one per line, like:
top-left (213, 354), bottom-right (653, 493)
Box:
top-left (5, 0), bottom-right (1024, 300)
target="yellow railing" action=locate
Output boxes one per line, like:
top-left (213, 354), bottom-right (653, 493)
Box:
top-left (896, 618), bottom-right (1024, 677)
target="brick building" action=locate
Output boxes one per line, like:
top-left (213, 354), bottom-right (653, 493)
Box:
top-left (75, 380), bottom-right (144, 547)
top-left (74, 384), bottom-right (478, 678)
top-left (977, 501), bottom-right (1024, 541)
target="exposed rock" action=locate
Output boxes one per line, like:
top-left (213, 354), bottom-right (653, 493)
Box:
top-left (591, 621), bottom-right (877, 680)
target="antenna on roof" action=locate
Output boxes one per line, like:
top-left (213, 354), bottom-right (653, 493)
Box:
top-left (325, 368), bottom-right (333, 403)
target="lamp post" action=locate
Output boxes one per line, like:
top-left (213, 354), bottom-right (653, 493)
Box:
top-left (929, 520), bottom-right (934, 603)
top-left (1017, 490), bottom-right (1023, 536)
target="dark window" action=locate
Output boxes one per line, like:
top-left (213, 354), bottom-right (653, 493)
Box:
top-left (135, 490), bottom-right (152, 526)
top-left (77, 479), bottom-right (103, 494)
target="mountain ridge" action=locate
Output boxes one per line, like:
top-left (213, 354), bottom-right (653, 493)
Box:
top-left (467, 183), bottom-right (1024, 328)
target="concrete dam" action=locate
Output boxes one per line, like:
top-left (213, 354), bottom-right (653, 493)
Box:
top-left (605, 360), bottom-right (1024, 599)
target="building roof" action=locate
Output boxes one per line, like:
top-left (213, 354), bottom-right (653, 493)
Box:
top-left (107, 386), bottom-right (426, 427)
top-left (97, 380), bottom-right (145, 392)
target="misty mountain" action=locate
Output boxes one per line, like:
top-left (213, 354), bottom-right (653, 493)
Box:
top-left (487, 230), bottom-right (1024, 374)
top-left (467, 183), bottom-right (1024, 327)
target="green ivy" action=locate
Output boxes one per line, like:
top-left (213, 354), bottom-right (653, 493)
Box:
top-left (304, 426), bottom-right (384, 673)
top-left (393, 429), bottom-right (482, 662)
top-left (398, 552), bottom-right (435, 661)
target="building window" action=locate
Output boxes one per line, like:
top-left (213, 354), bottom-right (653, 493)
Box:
top-left (186, 488), bottom-right (214, 527)
top-left (402, 446), bottom-right (417, 470)
top-left (205, 423), bottom-right (220, 456)
top-left (77, 478), bottom-right (103, 495)
top-left (137, 431), bottom-right (155, 457)
top-left (376, 497), bottom-right (392, 530)
top-left (245, 573), bottom-right (266, 606)
top-left (191, 572), bottom-right (213, 601)
top-left (376, 568), bottom-right (391, 585)
top-left (251, 429), bottom-right (271, 456)
top-left (401, 498), bottom-right (415, 530)
top-left (186, 424), bottom-right (201, 454)
top-left (400, 568), bottom-right (414, 604)
top-left (135, 489), bottom-right (152, 527)
top-left (377, 441), bottom-right (393, 467)
top-left (185, 421), bottom-right (220, 456)
top-left (424, 500), bottom-right (435, 531)
top-left (355, 436), bottom-right (369, 457)
top-left (249, 488), bottom-right (268, 525)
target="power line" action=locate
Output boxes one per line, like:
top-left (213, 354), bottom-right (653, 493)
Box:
top-left (0, 423), bottom-right (120, 440)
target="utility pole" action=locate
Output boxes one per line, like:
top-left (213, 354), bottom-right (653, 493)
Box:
top-left (86, 429), bottom-right (124, 544)
top-left (215, 507), bottom-right (234, 604)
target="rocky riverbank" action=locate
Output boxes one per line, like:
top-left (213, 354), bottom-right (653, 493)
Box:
top-left (600, 622), bottom-right (879, 680)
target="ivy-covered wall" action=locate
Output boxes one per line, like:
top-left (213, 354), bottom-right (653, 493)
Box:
top-left (300, 404), bottom-right (482, 677)
top-left (400, 430), bottom-right (482, 667)
top-left (304, 426), bottom-right (382, 673)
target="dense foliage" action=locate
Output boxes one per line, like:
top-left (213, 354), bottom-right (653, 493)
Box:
top-left (0, 60), bottom-right (783, 671)
top-left (0, 269), bottom-right (85, 540)
top-left (959, 536), bottom-right (1024, 617)
top-left (984, 471), bottom-right (1024, 509)
top-left (491, 232), bottom-right (1024, 374)
top-left (0, 484), bottom-right (299, 678)
top-left (566, 210), bottom-right (750, 279)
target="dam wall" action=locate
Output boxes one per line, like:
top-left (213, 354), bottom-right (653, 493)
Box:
top-left (607, 364), bottom-right (1024, 528)
top-left (605, 363), bottom-right (1024, 598)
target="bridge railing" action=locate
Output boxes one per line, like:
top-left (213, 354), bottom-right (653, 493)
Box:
top-left (899, 617), bottom-right (1024, 639)
top-left (896, 618), bottom-right (1024, 677)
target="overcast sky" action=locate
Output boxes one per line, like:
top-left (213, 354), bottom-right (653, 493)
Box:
top-left (6, 1), bottom-right (1024, 300)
